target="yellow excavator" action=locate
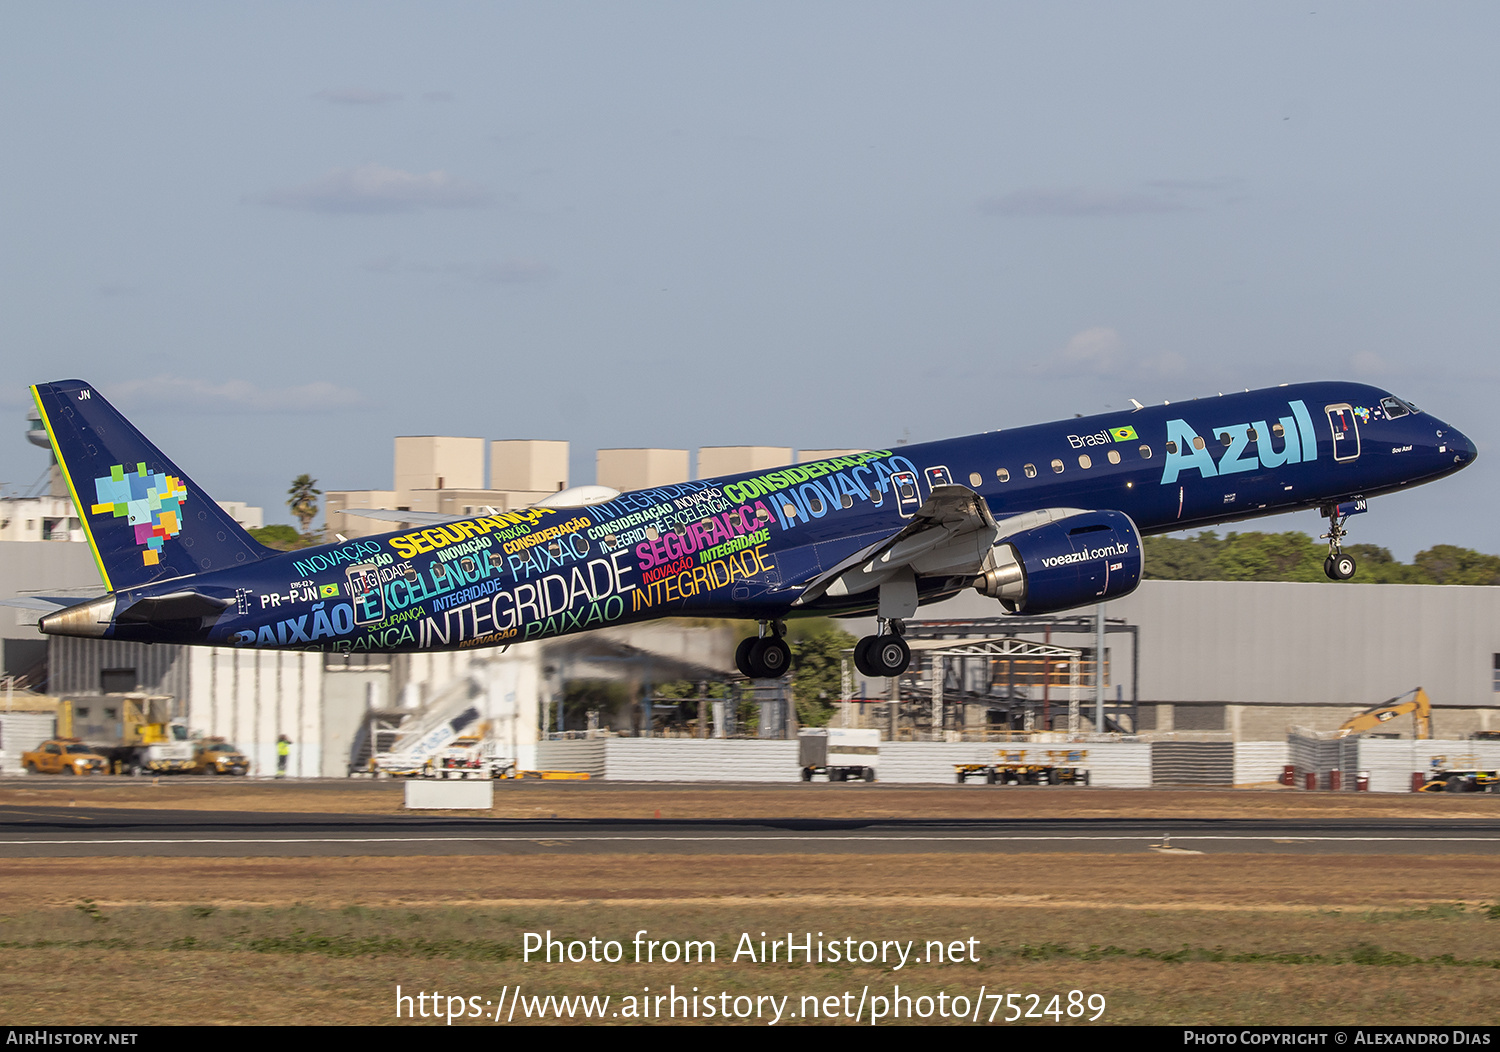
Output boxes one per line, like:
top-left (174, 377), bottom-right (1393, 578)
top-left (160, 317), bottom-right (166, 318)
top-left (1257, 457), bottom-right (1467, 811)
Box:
top-left (1336, 687), bottom-right (1431, 739)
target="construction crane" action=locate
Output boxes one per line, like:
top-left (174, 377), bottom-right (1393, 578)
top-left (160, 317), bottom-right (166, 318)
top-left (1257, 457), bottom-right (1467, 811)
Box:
top-left (1337, 687), bottom-right (1431, 740)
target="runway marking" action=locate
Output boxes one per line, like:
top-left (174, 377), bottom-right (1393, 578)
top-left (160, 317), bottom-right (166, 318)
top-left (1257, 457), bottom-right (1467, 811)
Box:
top-left (2, 833), bottom-right (1498, 846)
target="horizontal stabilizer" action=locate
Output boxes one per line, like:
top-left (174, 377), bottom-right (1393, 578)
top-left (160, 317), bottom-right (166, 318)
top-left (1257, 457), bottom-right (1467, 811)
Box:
top-left (0, 595), bottom-right (101, 613)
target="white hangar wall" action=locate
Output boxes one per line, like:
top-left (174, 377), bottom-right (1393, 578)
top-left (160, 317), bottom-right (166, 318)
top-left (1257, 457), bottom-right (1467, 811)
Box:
top-left (892, 579), bottom-right (1500, 732)
top-left (1109, 580), bottom-right (1500, 710)
top-left (46, 636), bottom-right (541, 778)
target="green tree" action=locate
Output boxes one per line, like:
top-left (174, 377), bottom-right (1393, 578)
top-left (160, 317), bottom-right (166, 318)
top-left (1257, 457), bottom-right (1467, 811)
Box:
top-left (787, 619), bottom-right (857, 728)
top-left (561, 679), bottom-right (630, 729)
top-left (1214, 531), bottom-right (1325, 581)
top-left (248, 523), bottom-right (307, 551)
top-left (1141, 530), bottom-right (1500, 585)
top-left (1143, 531), bottom-right (1222, 580)
top-left (287, 475), bottom-right (321, 539)
top-left (1412, 544), bottom-right (1500, 585)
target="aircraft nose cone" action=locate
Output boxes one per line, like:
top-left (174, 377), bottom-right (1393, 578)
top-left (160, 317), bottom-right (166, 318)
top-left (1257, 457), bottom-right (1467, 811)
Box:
top-left (1448, 427), bottom-right (1477, 467)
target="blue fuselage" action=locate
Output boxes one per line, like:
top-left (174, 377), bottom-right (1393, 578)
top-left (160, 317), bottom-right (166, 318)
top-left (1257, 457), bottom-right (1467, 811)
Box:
top-left (101, 382), bottom-right (1474, 653)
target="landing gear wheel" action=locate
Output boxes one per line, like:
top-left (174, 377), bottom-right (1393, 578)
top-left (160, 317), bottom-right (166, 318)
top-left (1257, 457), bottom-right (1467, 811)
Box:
top-left (863, 767), bottom-right (875, 782)
top-left (1330, 553), bottom-right (1357, 580)
top-left (735, 636), bottom-right (758, 678)
top-left (752, 637), bottom-right (792, 678)
top-left (853, 636), bottom-right (877, 677)
top-left (869, 636), bottom-right (911, 677)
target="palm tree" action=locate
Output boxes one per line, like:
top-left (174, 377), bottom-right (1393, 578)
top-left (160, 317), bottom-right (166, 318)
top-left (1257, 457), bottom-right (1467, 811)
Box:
top-left (287, 475), bottom-right (321, 539)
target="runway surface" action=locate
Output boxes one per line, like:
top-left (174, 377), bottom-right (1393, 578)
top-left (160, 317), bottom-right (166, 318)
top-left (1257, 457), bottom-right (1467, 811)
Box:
top-left (2, 803), bottom-right (1498, 857)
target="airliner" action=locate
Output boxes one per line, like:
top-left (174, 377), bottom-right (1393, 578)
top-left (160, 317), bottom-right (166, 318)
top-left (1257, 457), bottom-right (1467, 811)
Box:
top-left (24, 380), bottom-right (1474, 679)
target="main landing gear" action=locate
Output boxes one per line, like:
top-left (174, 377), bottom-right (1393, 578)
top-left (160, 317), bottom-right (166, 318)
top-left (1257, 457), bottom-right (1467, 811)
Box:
top-left (736, 621), bottom-right (792, 679)
top-left (1321, 504), bottom-right (1357, 581)
top-left (853, 618), bottom-right (911, 678)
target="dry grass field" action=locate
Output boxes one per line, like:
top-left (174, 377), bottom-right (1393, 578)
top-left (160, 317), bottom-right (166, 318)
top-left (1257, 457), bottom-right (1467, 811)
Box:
top-left (1, 782), bottom-right (1496, 1026)
top-left (4, 778), bottom-right (1500, 820)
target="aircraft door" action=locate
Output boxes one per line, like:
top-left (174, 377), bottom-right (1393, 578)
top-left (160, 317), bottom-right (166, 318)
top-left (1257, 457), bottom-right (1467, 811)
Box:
top-left (924, 465), bottom-right (953, 489)
top-left (1325, 404), bottom-right (1361, 462)
top-left (346, 564), bottom-right (386, 626)
top-left (892, 471), bottom-right (922, 517)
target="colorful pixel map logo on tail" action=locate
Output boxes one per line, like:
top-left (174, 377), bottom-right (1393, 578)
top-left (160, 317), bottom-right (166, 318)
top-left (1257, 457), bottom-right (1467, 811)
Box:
top-left (90, 463), bottom-right (188, 566)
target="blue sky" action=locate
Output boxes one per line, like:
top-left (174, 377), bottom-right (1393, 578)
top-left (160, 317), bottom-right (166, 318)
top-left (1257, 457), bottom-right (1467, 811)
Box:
top-left (3, 3), bottom-right (1496, 557)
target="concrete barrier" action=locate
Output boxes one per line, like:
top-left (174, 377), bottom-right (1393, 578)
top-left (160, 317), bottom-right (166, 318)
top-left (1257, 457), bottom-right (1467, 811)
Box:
top-left (405, 779), bottom-right (494, 809)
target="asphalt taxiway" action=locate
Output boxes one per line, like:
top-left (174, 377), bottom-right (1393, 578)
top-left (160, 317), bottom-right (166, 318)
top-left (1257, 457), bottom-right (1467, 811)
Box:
top-left (1, 803), bottom-right (1497, 857)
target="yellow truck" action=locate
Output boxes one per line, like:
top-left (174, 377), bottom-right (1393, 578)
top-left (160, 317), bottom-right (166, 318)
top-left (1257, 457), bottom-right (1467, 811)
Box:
top-left (192, 738), bottom-right (250, 776)
top-left (21, 738), bottom-right (109, 775)
top-left (59, 695), bottom-right (195, 775)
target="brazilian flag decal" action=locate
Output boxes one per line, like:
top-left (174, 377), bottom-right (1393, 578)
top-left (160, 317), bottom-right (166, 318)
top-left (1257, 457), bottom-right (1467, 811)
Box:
top-left (319, 583), bottom-right (341, 599)
top-left (1109, 426), bottom-right (1138, 442)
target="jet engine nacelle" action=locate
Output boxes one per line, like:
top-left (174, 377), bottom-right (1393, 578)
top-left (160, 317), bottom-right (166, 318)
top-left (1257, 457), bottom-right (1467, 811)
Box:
top-left (973, 509), bottom-right (1143, 614)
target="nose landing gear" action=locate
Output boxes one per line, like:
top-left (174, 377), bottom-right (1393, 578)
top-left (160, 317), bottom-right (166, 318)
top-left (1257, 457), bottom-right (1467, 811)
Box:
top-left (853, 618), bottom-right (911, 677)
top-left (736, 621), bottom-right (792, 679)
top-left (1320, 504), bottom-right (1358, 581)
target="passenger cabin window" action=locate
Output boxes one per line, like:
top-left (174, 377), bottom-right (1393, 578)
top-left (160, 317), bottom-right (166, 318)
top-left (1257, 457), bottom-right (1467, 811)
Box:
top-left (1219, 432), bottom-right (1232, 446)
top-left (1078, 454), bottom-right (1092, 469)
top-left (840, 493), bottom-right (853, 509)
top-left (1165, 441), bottom-right (1178, 454)
top-left (1023, 464), bottom-right (1038, 478)
top-left (808, 495), bottom-right (824, 514)
top-left (1107, 450), bottom-right (1121, 465)
top-left (1050, 459), bottom-right (1064, 474)
top-left (969, 471), bottom-right (983, 486)
top-left (1139, 445), bottom-right (1153, 459)
top-left (1272, 423), bottom-right (1286, 438)
top-left (997, 468), bottom-right (1010, 482)
top-left (898, 482), bottom-right (915, 500)
top-left (1247, 427), bottom-right (1258, 441)
top-left (1192, 436), bottom-right (1206, 450)
top-left (782, 503), bottom-right (798, 519)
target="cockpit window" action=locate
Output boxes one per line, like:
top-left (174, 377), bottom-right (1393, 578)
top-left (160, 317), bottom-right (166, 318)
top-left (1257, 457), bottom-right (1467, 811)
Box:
top-left (1381, 397), bottom-right (1409, 420)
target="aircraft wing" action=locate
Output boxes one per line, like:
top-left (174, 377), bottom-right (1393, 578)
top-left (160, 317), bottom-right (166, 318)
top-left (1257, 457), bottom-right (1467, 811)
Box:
top-left (341, 509), bottom-right (465, 527)
top-left (340, 486), bottom-right (624, 529)
top-left (795, 490), bottom-right (1099, 608)
top-left (796, 485), bottom-right (1007, 605)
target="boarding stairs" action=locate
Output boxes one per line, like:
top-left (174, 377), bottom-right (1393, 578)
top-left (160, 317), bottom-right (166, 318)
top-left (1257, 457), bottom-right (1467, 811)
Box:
top-left (371, 675), bottom-right (484, 776)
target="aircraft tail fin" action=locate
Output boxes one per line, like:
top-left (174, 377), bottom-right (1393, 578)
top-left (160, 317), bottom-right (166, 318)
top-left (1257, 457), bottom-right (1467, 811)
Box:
top-left (31, 380), bottom-right (275, 592)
